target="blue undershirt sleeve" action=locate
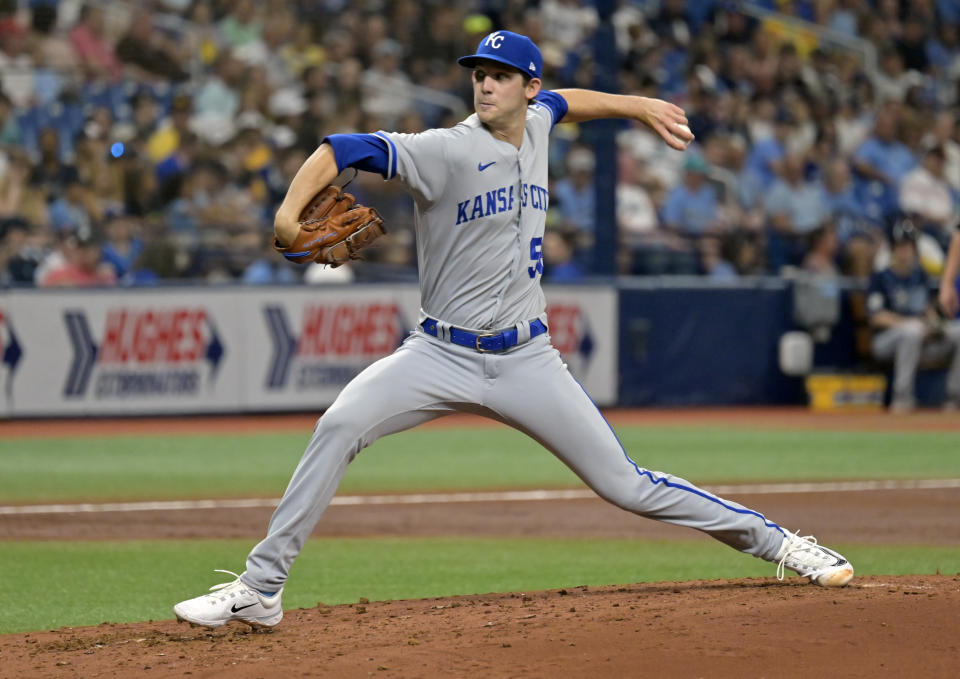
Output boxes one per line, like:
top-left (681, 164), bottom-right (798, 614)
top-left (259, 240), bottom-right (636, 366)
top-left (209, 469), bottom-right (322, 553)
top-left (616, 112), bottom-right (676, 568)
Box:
top-left (535, 90), bottom-right (570, 129)
top-left (322, 134), bottom-right (390, 178)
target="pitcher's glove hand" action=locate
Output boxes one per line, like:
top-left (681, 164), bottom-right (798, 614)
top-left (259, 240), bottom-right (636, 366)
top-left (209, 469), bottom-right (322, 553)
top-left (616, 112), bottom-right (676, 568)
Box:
top-left (275, 186), bottom-right (386, 266)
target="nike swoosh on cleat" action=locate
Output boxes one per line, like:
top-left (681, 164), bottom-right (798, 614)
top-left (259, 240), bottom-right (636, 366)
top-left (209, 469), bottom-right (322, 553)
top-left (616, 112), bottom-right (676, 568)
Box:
top-left (478, 161), bottom-right (496, 172)
top-left (231, 602), bottom-right (258, 613)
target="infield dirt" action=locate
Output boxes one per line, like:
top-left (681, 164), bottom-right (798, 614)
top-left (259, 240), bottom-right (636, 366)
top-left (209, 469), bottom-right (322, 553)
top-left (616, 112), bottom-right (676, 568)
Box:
top-left (0, 575), bottom-right (956, 678)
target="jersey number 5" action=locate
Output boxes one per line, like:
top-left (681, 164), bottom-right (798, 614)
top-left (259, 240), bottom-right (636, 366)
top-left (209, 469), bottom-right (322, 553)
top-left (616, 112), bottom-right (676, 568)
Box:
top-left (528, 237), bottom-right (543, 279)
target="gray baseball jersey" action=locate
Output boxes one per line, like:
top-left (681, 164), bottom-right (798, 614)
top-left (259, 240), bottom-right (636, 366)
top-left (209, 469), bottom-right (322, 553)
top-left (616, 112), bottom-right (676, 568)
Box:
top-left (241, 98), bottom-right (789, 592)
top-left (373, 103), bottom-right (553, 329)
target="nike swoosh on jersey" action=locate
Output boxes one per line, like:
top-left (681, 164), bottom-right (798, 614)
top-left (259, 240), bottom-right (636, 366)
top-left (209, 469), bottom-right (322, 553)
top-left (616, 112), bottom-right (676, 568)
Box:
top-left (478, 161), bottom-right (496, 172)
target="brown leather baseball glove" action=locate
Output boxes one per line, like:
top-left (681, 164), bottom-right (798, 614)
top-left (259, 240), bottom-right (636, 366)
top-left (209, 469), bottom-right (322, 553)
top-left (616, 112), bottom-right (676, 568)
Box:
top-left (274, 185), bottom-right (386, 265)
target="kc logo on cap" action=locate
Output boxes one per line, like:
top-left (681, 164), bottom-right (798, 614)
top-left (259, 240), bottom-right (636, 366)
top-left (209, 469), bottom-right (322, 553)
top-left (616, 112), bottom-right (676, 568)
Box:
top-left (458, 30), bottom-right (543, 79)
top-left (485, 32), bottom-right (505, 49)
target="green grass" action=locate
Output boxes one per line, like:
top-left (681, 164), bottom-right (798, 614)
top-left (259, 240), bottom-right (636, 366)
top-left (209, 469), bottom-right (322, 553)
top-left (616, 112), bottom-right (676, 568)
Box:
top-left (1, 427), bottom-right (958, 503)
top-left (2, 538), bottom-right (958, 635)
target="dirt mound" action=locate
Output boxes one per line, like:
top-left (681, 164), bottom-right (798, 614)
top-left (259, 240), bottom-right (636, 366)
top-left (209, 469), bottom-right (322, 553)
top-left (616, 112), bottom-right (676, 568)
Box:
top-left (3, 575), bottom-right (956, 678)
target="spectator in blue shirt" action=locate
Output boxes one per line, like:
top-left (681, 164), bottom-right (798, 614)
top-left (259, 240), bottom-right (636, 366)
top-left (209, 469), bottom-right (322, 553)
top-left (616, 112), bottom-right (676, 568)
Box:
top-left (551, 145), bottom-right (596, 237)
top-left (852, 107), bottom-right (916, 221)
top-left (661, 153), bottom-right (720, 239)
top-left (243, 233), bottom-right (298, 285)
top-left (100, 213), bottom-right (144, 281)
top-left (47, 175), bottom-right (93, 233)
top-left (936, 0), bottom-right (960, 24)
top-left (698, 234), bottom-right (738, 280)
top-left (743, 107), bottom-right (792, 196)
top-left (821, 157), bottom-right (882, 277)
top-left (765, 152), bottom-right (829, 271)
top-left (542, 229), bottom-right (585, 283)
top-left (867, 221), bottom-right (960, 412)
top-left (925, 23), bottom-right (960, 74)
top-left (822, 158), bottom-right (871, 242)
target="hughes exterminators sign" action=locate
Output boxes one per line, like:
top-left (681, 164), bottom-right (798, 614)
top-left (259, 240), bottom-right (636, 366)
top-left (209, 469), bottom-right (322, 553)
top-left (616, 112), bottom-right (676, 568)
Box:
top-left (263, 302), bottom-right (406, 392)
top-left (63, 307), bottom-right (224, 399)
top-left (241, 287), bottom-right (421, 409)
top-left (0, 285), bottom-right (616, 416)
top-left (2, 290), bottom-right (243, 416)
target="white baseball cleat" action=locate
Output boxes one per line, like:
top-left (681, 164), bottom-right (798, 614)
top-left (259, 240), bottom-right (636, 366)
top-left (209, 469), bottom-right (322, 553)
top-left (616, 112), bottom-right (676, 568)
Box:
top-left (173, 570), bottom-right (283, 629)
top-left (774, 531), bottom-right (854, 587)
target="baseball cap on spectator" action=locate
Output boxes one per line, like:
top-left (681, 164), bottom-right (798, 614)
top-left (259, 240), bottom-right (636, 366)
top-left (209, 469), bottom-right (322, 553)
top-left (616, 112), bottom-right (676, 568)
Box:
top-left (373, 39), bottom-right (404, 59)
top-left (74, 228), bottom-right (100, 248)
top-left (236, 110), bottom-right (266, 132)
top-left (103, 205), bottom-right (127, 222)
top-left (891, 218), bottom-right (918, 245)
top-left (458, 31), bottom-right (543, 80)
top-left (269, 88), bottom-right (308, 117)
top-left (191, 115), bottom-right (236, 146)
top-left (775, 108), bottom-right (796, 125)
top-left (268, 125), bottom-right (297, 149)
top-left (684, 153), bottom-right (710, 174)
top-left (0, 216), bottom-right (30, 241)
top-left (693, 64), bottom-right (718, 92)
top-left (567, 147), bottom-right (595, 173)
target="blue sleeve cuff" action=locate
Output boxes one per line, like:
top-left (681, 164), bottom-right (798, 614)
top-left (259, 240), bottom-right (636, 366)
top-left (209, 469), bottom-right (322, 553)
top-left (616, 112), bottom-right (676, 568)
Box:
top-left (535, 90), bottom-right (569, 129)
top-left (323, 134), bottom-right (391, 178)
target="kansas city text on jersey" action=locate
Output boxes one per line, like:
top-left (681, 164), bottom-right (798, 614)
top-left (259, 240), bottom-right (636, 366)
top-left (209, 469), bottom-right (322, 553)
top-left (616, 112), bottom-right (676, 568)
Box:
top-left (455, 182), bottom-right (549, 226)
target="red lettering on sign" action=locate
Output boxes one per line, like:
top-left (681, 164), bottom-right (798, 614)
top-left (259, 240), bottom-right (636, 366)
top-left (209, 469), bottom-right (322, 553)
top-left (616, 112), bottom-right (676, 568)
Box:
top-left (298, 306), bottom-right (326, 356)
top-left (133, 311), bottom-right (154, 362)
top-left (187, 310), bottom-right (205, 361)
top-left (331, 306), bottom-right (353, 355)
top-left (545, 304), bottom-right (580, 355)
top-left (167, 309), bottom-right (185, 362)
top-left (297, 303), bottom-right (400, 357)
top-left (100, 309), bottom-right (128, 363)
top-left (99, 308), bottom-right (208, 364)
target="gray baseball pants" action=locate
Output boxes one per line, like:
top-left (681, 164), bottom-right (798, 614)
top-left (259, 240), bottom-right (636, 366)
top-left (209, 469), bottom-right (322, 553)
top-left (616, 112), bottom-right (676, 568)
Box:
top-left (242, 331), bottom-right (787, 591)
top-left (871, 319), bottom-right (960, 405)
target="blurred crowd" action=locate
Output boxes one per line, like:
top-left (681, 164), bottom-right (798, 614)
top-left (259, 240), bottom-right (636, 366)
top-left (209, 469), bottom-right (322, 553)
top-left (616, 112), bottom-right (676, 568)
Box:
top-left (1, 0), bottom-right (960, 287)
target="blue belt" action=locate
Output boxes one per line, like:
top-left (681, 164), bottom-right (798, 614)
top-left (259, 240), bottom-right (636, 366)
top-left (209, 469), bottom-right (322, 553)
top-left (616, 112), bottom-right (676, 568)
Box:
top-left (420, 317), bottom-right (547, 353)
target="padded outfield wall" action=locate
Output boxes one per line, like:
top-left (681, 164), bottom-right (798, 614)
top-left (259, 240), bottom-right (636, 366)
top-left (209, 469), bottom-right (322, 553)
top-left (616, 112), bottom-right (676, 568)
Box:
top-left (0, 284), bottom-right (618, 417)
top-left (7, 277), bottom-right (934, 416)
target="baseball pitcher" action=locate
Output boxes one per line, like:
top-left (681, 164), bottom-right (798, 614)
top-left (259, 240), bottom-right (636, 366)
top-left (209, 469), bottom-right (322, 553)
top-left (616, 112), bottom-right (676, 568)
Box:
top-left (174, 31), bottom-right (854, 630)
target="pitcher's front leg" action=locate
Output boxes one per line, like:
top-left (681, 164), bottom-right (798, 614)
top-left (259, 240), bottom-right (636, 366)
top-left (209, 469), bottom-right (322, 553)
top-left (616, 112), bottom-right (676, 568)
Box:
top-left (243, 338), bottom-right (472, 591)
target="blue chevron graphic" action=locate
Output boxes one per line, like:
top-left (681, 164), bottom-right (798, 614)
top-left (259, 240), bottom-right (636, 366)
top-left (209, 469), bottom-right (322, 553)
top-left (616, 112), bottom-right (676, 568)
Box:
top-left (63, 311), bottom-right (98, 397)
top-left (2, 321), bottom-right (22, 400)
top-left (579, 327), bottom-right (594, 362)
top-left (205, 319), bottom-right (225, 379)
top-left (2, 324), bottom-right (21, 372)
top-left (264, 306), bottom-right (297, 389)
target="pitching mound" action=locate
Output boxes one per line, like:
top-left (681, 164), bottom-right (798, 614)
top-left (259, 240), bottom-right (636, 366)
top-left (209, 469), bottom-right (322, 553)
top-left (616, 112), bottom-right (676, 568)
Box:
top-left (2, 575), bottom-right (956, 678)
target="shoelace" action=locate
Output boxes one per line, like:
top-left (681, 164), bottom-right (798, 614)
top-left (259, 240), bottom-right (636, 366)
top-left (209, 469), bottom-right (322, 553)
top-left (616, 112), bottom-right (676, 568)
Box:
top-left (206, 569), bottom-right (252, 602)
top-left (776, 533), bottom-right (820, 581)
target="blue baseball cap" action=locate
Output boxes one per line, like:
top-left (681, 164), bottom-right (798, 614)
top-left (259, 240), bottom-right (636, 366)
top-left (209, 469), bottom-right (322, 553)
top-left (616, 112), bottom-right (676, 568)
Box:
top-left (458, 30), bottom-right (542, 79)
